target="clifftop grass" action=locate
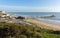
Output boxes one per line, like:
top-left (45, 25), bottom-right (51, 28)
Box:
top-left (0, 23), bottom-right (60, 38)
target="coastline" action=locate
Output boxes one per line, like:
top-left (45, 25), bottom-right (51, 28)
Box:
top-left (24, 18), bottom-right (60, 31)
top-left (0, 11), bottom-right (60, 31)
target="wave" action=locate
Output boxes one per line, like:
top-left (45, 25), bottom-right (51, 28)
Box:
top-left (36, 18), bottom-right (60, 25)
top-left (38, 14), bottom-right (55, 18)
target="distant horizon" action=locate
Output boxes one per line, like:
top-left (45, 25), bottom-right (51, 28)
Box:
top-left (6, 11), bottom-right (60, 13)
top-left (8, 11), bottom-right (60, 12)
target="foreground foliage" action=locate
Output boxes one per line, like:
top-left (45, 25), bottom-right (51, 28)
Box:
top-left (0, 23), bottom-right (60, 38)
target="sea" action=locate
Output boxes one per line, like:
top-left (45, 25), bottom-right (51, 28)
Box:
top-left (8, 12), bottom-right (60, 25)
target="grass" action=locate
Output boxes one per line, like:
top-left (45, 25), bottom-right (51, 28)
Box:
top-left (0, 23), bottom-right (60, 38)
top-left (42, 30), bottom-right (60, 38)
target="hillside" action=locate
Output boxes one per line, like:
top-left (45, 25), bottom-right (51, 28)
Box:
top-left (0, 23), bottom-right (60, 38)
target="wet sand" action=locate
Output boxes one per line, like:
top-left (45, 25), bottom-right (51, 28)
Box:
top-left (24, 18), bottom-right (60, 31)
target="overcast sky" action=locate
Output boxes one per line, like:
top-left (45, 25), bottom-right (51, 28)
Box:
top-left (0, 0), bottom-right (60, 12)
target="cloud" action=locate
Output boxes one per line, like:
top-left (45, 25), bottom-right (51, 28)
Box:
top-left (0, 5), bottom-right (60, 12)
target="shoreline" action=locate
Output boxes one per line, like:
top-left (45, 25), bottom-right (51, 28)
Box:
top-left (36, 18), bottom-right (60, 26)
top-left (0, 11), bottom-right (60, 31)
top-left (24, 18), bottom-right (60, 31)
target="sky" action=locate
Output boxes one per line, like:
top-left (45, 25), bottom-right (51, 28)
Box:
top-left (0, 0), bottom-right (60, 12)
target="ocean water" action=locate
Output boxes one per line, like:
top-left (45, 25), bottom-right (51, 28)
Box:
top-left (8, 12), bottom-right (60, 24)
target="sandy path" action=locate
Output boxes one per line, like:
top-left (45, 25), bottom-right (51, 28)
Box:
top-left (24, 18), bottom-right (60, 31)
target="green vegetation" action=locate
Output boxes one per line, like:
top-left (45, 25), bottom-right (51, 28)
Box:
top-left (42, 30), bottom-right (60, 38)
top-left (0, 23), bottom-right (60, 38)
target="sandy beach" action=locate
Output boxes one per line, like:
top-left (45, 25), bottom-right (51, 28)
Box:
top-left (24, 18), bottom-right (60, 31)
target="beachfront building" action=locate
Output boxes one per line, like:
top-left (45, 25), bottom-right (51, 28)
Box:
top-left (0, 11), bottom-right (6, 15)
top-left (0, 11), bottom-right (6, 18)
top-left (0, 11), bottom-right (11, 18)
top-left (0, 11), bottom-right (3, 15)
